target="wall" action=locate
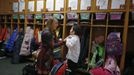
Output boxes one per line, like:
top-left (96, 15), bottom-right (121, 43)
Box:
top-left (0, 0), bottom-right (14, 14)
top-left (127, 29), bottom-right (134, 53)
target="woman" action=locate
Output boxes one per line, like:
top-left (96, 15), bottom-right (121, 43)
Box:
top-left (36, 17), bottom-right (63, 75)
top-left (64, 23), bottom-right (80, 75)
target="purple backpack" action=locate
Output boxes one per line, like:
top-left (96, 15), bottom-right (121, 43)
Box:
top-left (105, 32), bottom-right (122, 57)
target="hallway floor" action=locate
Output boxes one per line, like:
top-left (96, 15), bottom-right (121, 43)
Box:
top-left (0, 58), bottom-right (30, 75)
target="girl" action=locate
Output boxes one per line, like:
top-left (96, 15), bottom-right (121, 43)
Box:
top-left (64, 23), bottom-right (80, 75)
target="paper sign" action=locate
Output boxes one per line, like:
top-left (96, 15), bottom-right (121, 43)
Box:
top-left (110, 12), bottom-right (122, 20)
top-left (46, 0), bottom-right (54, 11)
top-left (35, 14), bottom-right (42, 19)
top-left (55, 0), bottom-right (64, 11)
top-left (37, 0), bottom-right (44, 12)
top-left (19, 0), bottom-right (24, 2)
top-left (68, 0), bottom-right (78, 10)
top-left (53, 14), bottom-right (64, 20)
top-left (80, 13), bottom-right (90, 20)
top-left (13, 2), bottom-right (18, 12)
top-left (111, 0), bottom-right (125, 9)
top-left (27, 14), bottom-right (34, 19)
top-left (28, 1), bottom-right (34, 12)
top-left (96, 0), bottom-right (108, 9)
top-left (19, 1), bottom-right (25, 12)
top-left (13, 14), bottom-right (18, 19)
top-left (20, 14), bottom-right (25, 19)
top-left (44, 14), bottom-right (52, 19)
top-left (96, 13), bottom-right (106, 20)
top-left (80, 0), bottom-right (91, 10)
top-left (67, 13), bottom-right (78, 19)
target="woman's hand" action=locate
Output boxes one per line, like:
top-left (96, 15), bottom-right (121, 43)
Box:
top-left (58, 38), bottom-right (64, 45)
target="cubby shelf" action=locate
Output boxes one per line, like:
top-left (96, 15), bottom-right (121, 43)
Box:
top-left (0, 0), bottom-right (134, 73)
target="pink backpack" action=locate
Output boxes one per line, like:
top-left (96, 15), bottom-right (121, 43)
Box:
top-left (90, 67), bottom-right (112, 75)
top-left (104, 57), bottom-right (120, 75)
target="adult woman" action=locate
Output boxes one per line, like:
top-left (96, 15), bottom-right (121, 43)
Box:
top-left (36, 17), bottom-right (63, 75)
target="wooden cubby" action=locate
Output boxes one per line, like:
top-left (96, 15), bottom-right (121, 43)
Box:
top-left (0, 0), bottom-right (134, 73)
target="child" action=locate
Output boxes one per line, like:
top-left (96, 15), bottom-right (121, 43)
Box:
top-left (64, 23), bottom-right (80, 75)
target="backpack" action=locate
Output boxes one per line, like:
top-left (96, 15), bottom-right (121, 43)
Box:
top-left (50, 62), bottom-right (63, 75)
top-left (22, 63), bottom-right (37, 75)
top-left (56, 63), bottom-right (67, 75)
top-left (104, 57), bottom-right (120, 75)
top-left (5, 28), bottom-right (18, 52)
top-left (105, 32), bottom-right (122, 57)
top-left (90, 67), bottom-right (112, 75)
top-left (11, 31), bottom-right (24, 64)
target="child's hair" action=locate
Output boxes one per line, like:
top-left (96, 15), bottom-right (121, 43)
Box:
top-left (73, 23), bottom-right (80, 36)
top-left (46, 17), bottom-right (58, 32)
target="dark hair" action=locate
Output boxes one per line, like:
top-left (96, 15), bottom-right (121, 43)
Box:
top-left (73, 23), bottom-right (80, 36)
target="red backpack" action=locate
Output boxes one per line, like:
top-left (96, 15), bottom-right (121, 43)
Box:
top-left (2, 27), bottom-right (8, 41)
top-left (0, 27), bottom-right (3, 41)
top-left (56, 63), bottom-right (67, 75)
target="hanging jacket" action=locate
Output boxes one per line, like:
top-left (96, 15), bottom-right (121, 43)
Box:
top-left (0, 27), bottom-right (8, 42)
top-left (78, 27), bottom-right (90, 65)
top-left (20, 27), bottom-right (34, 56)
top-left (89, 41), bottom-right (105, 68)
top-left (0, 27), bottom-right (3, 42)
top-left (2, 27), bottom-right (8, 41)
top-left (4, 28), bottom-right (11, 44)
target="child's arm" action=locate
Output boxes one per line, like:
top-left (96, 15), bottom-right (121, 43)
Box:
top-left (65, 36), bottom-right (77, 48)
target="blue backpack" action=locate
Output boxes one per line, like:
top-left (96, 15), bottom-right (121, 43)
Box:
top-left (5, 28), bottom-right (18, 52)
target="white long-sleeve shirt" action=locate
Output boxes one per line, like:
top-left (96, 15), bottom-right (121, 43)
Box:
top-left (66, 35), bottom-right (80, 63)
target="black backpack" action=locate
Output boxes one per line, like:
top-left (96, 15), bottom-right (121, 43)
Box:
top-left (22, 63), bottom-right (37, 75)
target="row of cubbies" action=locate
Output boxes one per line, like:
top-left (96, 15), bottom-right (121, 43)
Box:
top-left (0, 0), bottom-right (134, 73)
top-left (0, 12), bottom-right (134, 29)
